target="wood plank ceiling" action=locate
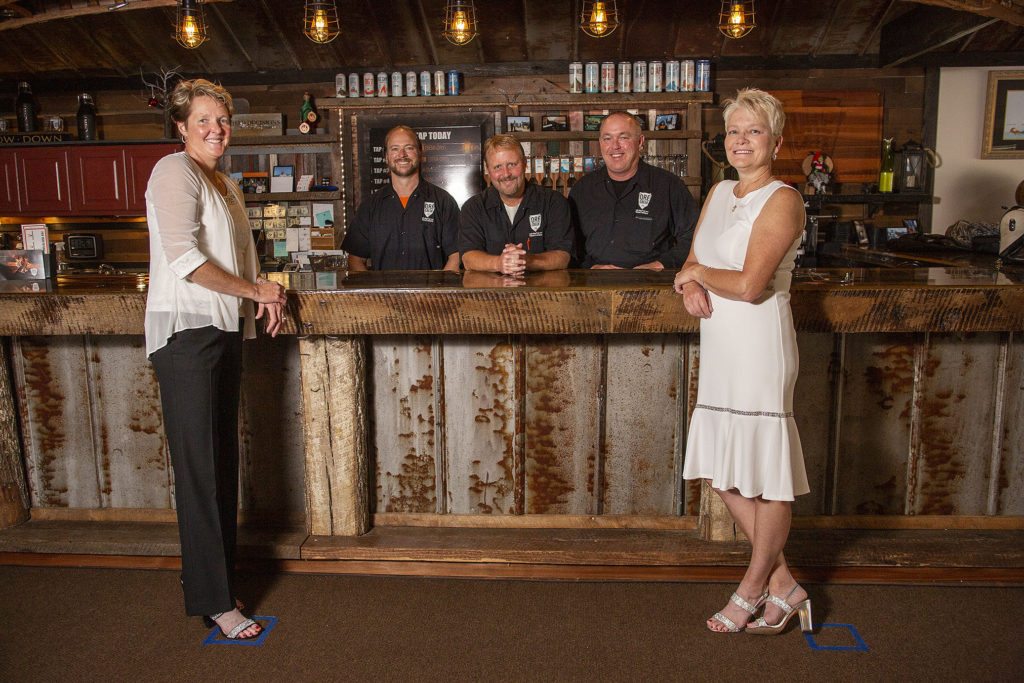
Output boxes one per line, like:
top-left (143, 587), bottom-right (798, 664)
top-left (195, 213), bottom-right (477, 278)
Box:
top-left (0, 0), bottom-right (1022, 91)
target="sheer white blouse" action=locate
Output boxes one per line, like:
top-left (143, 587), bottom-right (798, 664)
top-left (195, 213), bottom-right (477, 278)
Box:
top-left (144, 152), bottom-right (258, 357)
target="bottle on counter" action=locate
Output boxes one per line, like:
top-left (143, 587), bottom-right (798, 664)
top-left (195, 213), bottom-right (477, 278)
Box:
top-left (16, 81), bottom-right (36, 132)
top-left (878, 137), bottom-right (895, 193)
top-left (76, 93), bottom-right (97, 141)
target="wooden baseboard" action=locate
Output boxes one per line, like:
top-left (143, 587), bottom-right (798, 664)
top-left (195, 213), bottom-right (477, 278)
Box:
top-left (372, 513), bottom-right (699, 530)
top-left (28, 507), bottom-right (306, 527)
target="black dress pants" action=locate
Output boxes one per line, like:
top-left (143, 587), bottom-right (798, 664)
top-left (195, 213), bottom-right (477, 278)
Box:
top-left (151, 324), bottom-right (243, 617)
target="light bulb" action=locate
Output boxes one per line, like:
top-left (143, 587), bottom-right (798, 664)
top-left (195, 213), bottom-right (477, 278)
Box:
top-left (451, 10), bottom-right (469, 43)
top-left (313, 9), bottom-right (328, 41)
top-left (589, 2), bottom-right (608, 35)
top-left (729, 3), bottom-right (745, 37)
top-left (181, 15), bottom-right (200, 47)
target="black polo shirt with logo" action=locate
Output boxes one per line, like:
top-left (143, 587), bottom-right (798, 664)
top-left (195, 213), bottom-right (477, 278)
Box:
top-left (569, 161), bottom-right (698, 268)
top-left (458, 183), bottom-right (574, 257)
top-left (341, 178), bottom-right (459, 270)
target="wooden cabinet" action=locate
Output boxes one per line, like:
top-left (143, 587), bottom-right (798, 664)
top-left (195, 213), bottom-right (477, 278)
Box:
top-left (125, 144), bottom-right (179, 212)
top-left (18, 147), bottom-right (71, 215)
top-left (68, 147), bottom-right (127, 213)
top-left (0, 149), bottom-right (19, 214)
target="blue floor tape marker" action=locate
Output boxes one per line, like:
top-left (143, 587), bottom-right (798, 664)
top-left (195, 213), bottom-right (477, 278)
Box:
top-left (804, 623), bottom-right (869, 652)
top-left (202, 616), bottom-right (277, 646)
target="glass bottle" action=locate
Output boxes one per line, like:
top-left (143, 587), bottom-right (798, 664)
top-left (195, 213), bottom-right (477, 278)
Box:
top-left (15, 82), bottom-right (36, 132)
top-left (540, 158), bottom-right (553, 188)
top-left (878, 137), bottom-right (895, 193)
top-left (77, 93), bottom-right (97, 141)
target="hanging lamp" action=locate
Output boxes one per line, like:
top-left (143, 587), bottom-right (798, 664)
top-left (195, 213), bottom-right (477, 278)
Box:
top-left (304, 0), bottom-right (340, 44)
top-left (580, 1), bottom-right (619, 38)
top-left (718, 1), bottom-right (756, 39)
top-left (443, 1), bottom-right (478, 46)
top-left (175, 0), bottom-right (208, 49)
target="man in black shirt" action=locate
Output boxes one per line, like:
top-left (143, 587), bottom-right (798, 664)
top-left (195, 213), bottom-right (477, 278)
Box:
top-left (342, 125), bottom-right (461, 271)
top-left (570, 112), bottom-right (698, 269)
top-left (460, 134), bottom-right (573, 274)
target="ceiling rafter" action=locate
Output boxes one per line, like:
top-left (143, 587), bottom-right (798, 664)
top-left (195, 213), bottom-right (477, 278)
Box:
top-left (414, 0), bottom-right (439, 66)
top-left (0, 0), bottom-right (235, 32)
top-left (812, 0), bottom-right (843, 58)
top-left (860, 0), bottom-right (898, 56)
top-left (209, 1), bottom-right (257, 73)
top-left (257, 0), bottom-right (302, 71)
top-left (903, 0), bottom-right (1024, 27)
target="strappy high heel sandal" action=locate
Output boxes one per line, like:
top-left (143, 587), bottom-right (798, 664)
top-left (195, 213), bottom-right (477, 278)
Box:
top-left (707, 590), bottom-right (769, 633)
top-left (747, 584), bottom-right (812, 635)
top-left (206, 611), bottom-right (263, 640)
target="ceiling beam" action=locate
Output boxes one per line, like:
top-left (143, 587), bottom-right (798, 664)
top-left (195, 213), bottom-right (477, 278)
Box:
top-left (812, 0), bottom-right (843, 58)
top-left (0, 0), bottom-right (235, 32)
top-left (902, 0), bottom-right (1024, 28)
top-left (880, 4), bottom-right (997, 66)
top-left (209, 2), bottom-right (258, 73)
top-left (860, 0), bottom-right (897, 57)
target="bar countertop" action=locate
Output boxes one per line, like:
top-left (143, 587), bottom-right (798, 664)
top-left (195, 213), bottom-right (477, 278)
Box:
top-left (1, 266), bottom-right (1022, 336)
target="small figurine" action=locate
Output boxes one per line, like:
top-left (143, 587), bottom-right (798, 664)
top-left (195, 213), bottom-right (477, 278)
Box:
top-left (298, 91), bottom-right (319, 134)
top-left (802, 151), bottom-right (834, 195)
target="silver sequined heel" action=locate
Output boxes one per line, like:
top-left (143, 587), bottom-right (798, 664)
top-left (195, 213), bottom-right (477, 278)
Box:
top-left (707, 590), bottom-right (768, 633)
top-left (747, 584), bottom-right (812, 635)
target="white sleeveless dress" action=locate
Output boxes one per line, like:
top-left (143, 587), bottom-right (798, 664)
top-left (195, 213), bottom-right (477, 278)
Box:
top-left (682, 180), bottom-right (809, 501)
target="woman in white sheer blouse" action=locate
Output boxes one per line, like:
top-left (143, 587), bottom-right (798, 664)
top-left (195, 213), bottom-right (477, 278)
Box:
top-left (145, 78), bottom-right (286, 641)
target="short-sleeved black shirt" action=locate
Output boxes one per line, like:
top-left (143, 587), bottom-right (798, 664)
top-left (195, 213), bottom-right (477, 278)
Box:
top-left (569, 161), bottom-right (698, 269)
top-left (458, 183), bottom-right (575, 257)
top-left (341, 178), bottom-right (459, 270)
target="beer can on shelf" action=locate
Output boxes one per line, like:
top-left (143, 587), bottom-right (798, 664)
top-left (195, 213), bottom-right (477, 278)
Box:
top-left (406, 71), bottom-right (418, 97)
top-left (377, 72), bottom-right (389, 97)
top-left (569, 62), bottom-right (584, 94)
top-left (681, 59), bottom-right (696, 92)
top-left (632, 61), bottom-right (647, 93)
top-left (335, 73), bottom-right (346, 97)
top-left (584, 61), bottom-right (600, 94)
top-left (665, 60), bottom-right (680, 92)
top-left (434, 70), bottom-right (446, 96)
top-left (420, 70), bottom-right (432, 96)
top-left (600, 61), bottom-right (616, 93)
top-left (446, 70), bottom-right (460, 95)
top-left (617, 61), bottom-right (632, 93)
top-left (391, 72), bottom-right (404, 97)
top-left (363, 72), bottom-right (375, 97)
top-left (348, 73), bottom-right (360, 98)
top-left (648, 61), bottom-right (663, 93)
top-left (696, 59), bottom-right (711, 91)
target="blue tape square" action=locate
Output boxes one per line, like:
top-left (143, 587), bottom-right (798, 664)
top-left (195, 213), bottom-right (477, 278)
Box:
top-left (804, 622), bottom-right (869, 652)
top-left (202, 615), bottom-right (277, 646)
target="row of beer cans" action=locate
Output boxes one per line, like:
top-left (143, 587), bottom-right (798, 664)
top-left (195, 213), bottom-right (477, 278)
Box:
top-left (569, 60), bottom-right (711, 94)
top-left (334, 70), bottom-right (461, 98)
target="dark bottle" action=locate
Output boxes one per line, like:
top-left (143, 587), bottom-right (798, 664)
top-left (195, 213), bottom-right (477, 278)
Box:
top-left (16, 81), bottom-right (36, 132)
top-left (76, 93), bottom-right (97, 141)
top-left (540, 157), bottom-right (553, 188)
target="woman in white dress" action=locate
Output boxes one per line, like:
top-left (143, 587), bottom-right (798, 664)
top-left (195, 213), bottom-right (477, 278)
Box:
top-left (673, 89), bottom-right (812, 635)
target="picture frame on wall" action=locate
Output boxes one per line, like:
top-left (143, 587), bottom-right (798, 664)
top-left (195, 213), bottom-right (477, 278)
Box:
top-left (982, 70), bottom-right (1024, 159)
top-left (583, 114), bottom-right (606, 131)
top-left (506, 115), bottom-right (532, 133)
top-left (655, 114), bottom-right (679, 130)
top-left (541, 115), bottom-right (568, 131)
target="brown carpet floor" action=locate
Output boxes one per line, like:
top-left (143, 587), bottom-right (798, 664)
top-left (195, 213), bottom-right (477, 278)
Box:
top-left (1, 565), bottom-right (1022, 682)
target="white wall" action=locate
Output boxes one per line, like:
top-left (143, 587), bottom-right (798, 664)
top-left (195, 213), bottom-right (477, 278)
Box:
top-left (933, 67), bottom-right (1023, 233)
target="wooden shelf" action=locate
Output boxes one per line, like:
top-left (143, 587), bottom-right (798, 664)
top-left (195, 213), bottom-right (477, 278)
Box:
top-left (514, 129), bottom-right (701, 141)
top-left (320, 91), bottom-right (714, 109)
top-left (243, 190), bottom-right (341, 202)
top-left (229, 134), bottom-right (336, 147)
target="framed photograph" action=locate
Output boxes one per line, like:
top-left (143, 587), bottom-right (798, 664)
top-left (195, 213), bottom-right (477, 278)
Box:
top-left (853, 219), bottom-right (869, 246)
top-left (541, 115), bottom-right (568, 132)
top-left (655, 113), bottom-right (679, 131)
top-left (583, 114), bottom-right (606, 131)
top-left (241, 172), bottom-right (269, 195)
top-left (903, 218), bottom-right (919, 233)
top-left (506, 115), bottom-right (532, 133)
top-left (887, 226), bottom-right (909, 241)
top-left (633, 113), bottom-right (648, 131)
top-left (273, 165), bottom-right (294, 178)
top-left (982, 70), bottom-right (1024, 159)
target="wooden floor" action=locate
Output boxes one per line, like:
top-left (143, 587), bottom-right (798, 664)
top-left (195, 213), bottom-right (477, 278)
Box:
top-left (1, 519), bottom-right (1023, 584)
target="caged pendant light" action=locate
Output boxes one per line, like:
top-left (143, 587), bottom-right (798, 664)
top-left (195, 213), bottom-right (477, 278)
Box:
top-left (443, 1), bottom-right (478, 46)
top-left (580, 1), bottom-right (619, 38)
top-left (304, 0), bottom-right (340, 44)
top-left (175, 0), bottom-right (208, 49)
top-left (718, 1), bottom-right (756, 39)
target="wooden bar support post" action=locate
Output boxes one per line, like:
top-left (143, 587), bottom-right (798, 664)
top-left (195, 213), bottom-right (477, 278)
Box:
top-left (698, 479), bottom-right (740, 542)
top-left (299, 335), bottom-right (370, 536)
top-left (0, 339), bottom-right (30, 529)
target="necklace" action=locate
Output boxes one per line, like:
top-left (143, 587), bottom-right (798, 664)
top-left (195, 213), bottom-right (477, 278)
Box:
top-left (731, 177), bottom-right (774, 212)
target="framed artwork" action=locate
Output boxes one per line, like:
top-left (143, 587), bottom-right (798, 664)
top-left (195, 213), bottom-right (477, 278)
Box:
top-left (273, 165), bottom-right (294, 177)
top-left (541, 115), bottom-right (568, 131)
top-left (982, 70), bottom-right (1024, 159)
top-left (853, 219), bottom-right (869, 246)
top-left (903, 218), bottom-right (919, 233)
top-left (506, 115), bottom-right (532, 133)
top-left (583, 114), bottom-right (606, 131)
top-left (241, 172), bottom-right (268, 194)
top-left (655, 113), bottom-right (678, 130)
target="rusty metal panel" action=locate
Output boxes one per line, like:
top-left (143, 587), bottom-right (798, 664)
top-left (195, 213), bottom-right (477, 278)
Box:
top-left (682, 335), bottom-right (701, 516)
top-left (602, 335), bottom-right (679, 515)
top-left (443, 336), bottom-right (520, 514)
top-left (911, 333), bottom-right (1000, 515)
top-left (239, 336), bottom-right (306, 519)
top-left (998, 333), bottom-right (1024, 514)
top-left (370, 336), bottom-right (438, 514)
top-left (84, 335), bottom-right (170, 509)
top-left (792, 333), bottom-right (835, 516)
top-left (523, 336), bottom-right (601, 515)
top-left (12, 335), bottom-right (100, 508)
top-left (834, 333), bottom-right (917, 514)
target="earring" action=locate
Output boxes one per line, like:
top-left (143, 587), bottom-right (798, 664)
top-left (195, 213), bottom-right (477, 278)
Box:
top-left (772, 152), bottom-right (777, 161)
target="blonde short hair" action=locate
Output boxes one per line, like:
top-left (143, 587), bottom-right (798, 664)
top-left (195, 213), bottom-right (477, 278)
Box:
top-left (722, 88), bottom-right (785, 137)
top-left (483, 134), bottom-right (526, 165)
top-left (167, 78), bottom-right (233, 124)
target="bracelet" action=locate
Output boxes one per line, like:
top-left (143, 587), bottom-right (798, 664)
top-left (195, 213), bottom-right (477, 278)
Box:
top-left (699, 265), bottom-right (712, 289)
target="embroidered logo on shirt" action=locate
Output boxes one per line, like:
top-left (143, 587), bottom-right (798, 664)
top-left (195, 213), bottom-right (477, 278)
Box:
top-left (528, 213), bottom-right (543, 235)
top-left (638, 192), bottom-right (652, 209)
top-left (422, 201), bottom-right (436, 223)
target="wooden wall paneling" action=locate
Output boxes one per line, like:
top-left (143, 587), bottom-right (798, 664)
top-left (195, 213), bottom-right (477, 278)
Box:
top-left (996, 332), bottom-right (1024, 514)
top-left (602, 335), bottom-right (680, 515)
top-left (523, 336), bottom-right (602, 515)
top-left (834, 333), bottom-right (917, 514)
top-left (792, 332), bottom-right (836, 516)
top-left (442, 336), bottom-right (521, 515)
top-left (371, 336), bottom-right (439, 514)
top-left (238, 336), bottom-right (306, 520)
top-left (0, 338), bottom-right (29, 528)
top-left (84, 335), bottom-right (170, 509)
top-left (682, 335), bottom-right (702, 516)
top-left (911, 333), bottom-right (1001, 515)
top-left (12, 336), bottom-right (99, 508)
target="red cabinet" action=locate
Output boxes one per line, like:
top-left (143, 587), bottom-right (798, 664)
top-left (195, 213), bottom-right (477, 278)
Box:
top-left (126, 144), bottom-right (179, 212)
top-left (19, 148), bottom-right (72, 215)
top-left (69, 147), bottom-right (128, 213)
top-left (0, 149), bottom-right (19, 214)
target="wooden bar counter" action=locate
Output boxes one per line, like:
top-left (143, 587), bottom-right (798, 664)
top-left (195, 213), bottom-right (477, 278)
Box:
top-left (1, 267), bottom-right (1022, 573)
